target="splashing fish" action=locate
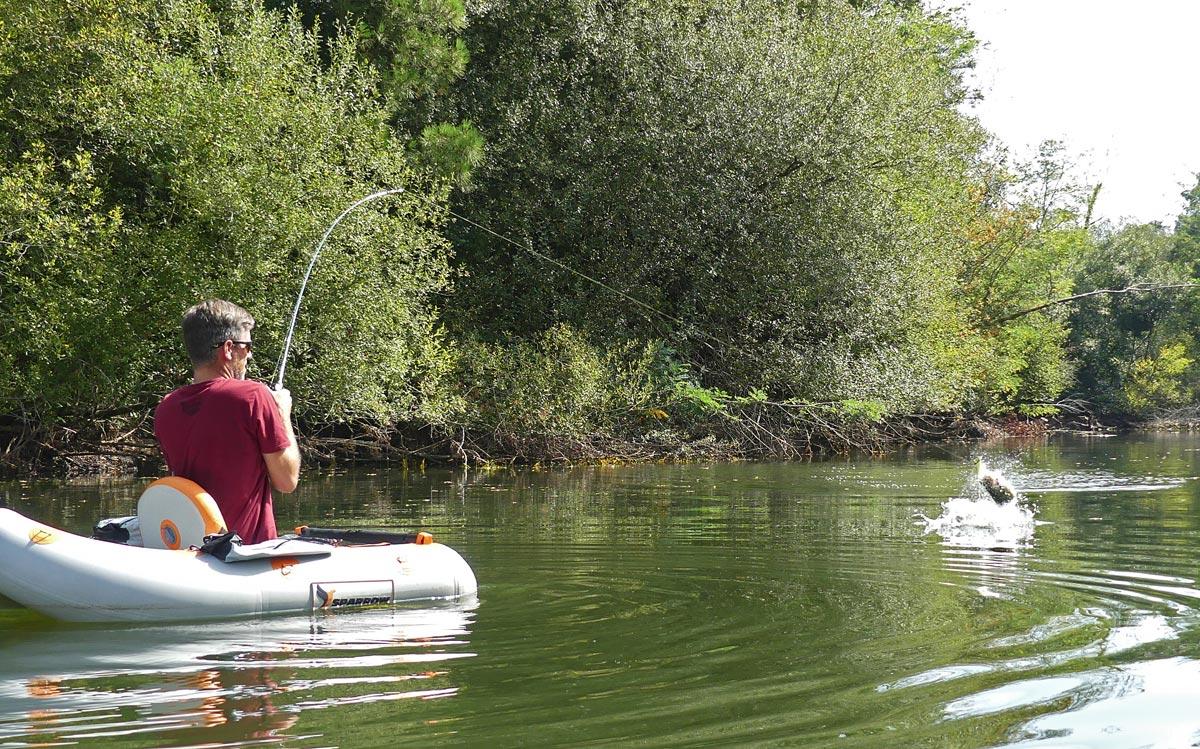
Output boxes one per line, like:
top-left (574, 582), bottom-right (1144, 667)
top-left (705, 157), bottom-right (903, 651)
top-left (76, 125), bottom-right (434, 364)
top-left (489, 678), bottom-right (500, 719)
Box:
top-left (976, 459), bottom-right (1018, 504)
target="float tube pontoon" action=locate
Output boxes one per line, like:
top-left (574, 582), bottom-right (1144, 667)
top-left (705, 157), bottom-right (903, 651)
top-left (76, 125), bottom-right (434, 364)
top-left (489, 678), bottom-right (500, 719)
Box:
top-left (0, 478), bottom-right (477, 623)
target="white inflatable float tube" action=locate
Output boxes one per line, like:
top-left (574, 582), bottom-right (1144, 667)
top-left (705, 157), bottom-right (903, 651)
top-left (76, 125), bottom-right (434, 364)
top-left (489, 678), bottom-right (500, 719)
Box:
top-left (0, 507), bottom-right (478, 623)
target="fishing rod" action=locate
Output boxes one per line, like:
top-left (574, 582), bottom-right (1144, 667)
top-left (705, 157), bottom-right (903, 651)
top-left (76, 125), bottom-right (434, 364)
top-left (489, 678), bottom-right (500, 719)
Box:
top-left (273, 188), bottom-right (405, 390)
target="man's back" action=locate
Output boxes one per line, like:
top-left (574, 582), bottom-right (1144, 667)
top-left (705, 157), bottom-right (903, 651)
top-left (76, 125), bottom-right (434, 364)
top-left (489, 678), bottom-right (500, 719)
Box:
top-left (155, 378), bottom-right (290, 543)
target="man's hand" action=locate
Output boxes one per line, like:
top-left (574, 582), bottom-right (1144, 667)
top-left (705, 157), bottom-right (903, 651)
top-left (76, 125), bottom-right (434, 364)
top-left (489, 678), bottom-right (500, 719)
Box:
top-left (271, 387), bottom-right (293, 420)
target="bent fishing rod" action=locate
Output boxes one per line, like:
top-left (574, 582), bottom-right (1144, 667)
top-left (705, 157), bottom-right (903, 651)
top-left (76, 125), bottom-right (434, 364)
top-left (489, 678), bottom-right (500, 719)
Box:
top-left (273, 188), bottom-right (405, 391)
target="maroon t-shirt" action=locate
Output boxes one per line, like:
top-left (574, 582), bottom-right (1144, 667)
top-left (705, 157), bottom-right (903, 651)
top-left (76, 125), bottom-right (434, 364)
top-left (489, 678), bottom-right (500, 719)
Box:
top-left (154, 378), bottom-right (291, 544)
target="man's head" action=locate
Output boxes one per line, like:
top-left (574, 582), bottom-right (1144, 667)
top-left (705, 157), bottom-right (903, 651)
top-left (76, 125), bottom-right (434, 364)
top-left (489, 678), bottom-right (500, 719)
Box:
top-left (182, 299), bottom-right (255, 378)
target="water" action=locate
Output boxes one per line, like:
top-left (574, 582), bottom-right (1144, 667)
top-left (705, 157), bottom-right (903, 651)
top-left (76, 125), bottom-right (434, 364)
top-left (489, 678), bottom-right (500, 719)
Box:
top-left (2, 434), bottom-right (1200, 747)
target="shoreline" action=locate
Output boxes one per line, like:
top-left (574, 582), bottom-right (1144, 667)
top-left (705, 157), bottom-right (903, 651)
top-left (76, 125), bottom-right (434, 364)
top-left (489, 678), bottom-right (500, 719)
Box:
top-left (0, 411), bottom-right (1126, 480)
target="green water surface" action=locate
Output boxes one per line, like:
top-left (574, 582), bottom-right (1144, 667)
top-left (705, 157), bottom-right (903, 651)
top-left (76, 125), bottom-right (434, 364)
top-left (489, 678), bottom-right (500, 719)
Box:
top-left (2, 434), bottom-right (1199, 747)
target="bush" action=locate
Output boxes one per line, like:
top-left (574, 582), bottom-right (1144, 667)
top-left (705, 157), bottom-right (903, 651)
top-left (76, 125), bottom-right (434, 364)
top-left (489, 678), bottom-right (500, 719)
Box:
top-left (452, 325), bottom-right (664, 438)
top-left (1124, 342), bottom-right (1195, 413)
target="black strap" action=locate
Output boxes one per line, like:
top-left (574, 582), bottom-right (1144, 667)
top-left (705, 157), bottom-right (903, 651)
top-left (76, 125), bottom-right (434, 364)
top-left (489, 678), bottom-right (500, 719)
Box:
top-left (199, 531), bottom-right (242, 560)
top-left (92, 520), bottom-right (130, 544)
top-left (297, 526), bottom-right (425, 545)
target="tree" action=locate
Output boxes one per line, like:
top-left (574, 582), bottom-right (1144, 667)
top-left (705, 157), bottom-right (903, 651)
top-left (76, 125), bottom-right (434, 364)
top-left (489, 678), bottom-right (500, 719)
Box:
top-left (273, 0), bottom-right (484, 188)
top-left (1067, 222), bottom-right (1195, 415)
top-left (1173, 175), bottom-right (1200, 270)
top-left (439, 0), bottom-right (987, 412)
top-left (956, 140), bottom-right (1100, 413)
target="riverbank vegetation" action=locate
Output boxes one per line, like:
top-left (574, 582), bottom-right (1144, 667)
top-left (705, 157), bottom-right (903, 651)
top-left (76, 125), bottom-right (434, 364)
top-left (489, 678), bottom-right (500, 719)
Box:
top-left (2, 0), bottom-right (1198, 475)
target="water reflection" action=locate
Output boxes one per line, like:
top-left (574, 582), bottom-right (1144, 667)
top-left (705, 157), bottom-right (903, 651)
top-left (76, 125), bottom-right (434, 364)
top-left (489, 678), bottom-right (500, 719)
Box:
top-left (951, 657), bottom-right (1200, 748)
top-left (0, 602), bottom-right (476, 746)
top-left (879, 606), bottom-right (1186, 697)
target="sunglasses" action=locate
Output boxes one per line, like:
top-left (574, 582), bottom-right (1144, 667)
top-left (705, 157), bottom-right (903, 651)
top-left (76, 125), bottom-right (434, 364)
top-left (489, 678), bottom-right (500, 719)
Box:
top-left (212, 340), bottom-right (253, 352)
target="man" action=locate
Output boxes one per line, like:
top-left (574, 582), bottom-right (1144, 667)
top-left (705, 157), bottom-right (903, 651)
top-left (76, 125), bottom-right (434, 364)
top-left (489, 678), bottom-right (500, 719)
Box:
top-left (154, 299), bottom-right (301, 543)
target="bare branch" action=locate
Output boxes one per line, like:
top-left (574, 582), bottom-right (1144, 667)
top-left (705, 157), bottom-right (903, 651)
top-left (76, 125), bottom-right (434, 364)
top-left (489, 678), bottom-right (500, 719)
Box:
top-left (990, 282), bottom-right (1200, 325)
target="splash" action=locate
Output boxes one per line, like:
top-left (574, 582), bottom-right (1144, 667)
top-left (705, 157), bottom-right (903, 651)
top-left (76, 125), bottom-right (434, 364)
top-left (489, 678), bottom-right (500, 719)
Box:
top-left (920, 496), bottom-right (1037, 549)
top-left (919, 462), bottom-right (1038, 549)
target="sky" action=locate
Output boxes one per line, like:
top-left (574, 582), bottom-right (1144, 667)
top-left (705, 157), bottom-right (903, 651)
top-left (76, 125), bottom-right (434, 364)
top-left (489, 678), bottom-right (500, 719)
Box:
top-left (950, 1), bottom-right (1200, 226)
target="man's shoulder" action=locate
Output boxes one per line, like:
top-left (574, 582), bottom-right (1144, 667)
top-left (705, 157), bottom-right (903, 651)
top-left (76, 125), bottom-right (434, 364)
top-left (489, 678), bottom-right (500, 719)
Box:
top-left (214, 381), bottom-right (277, 417)
top-left (160, 379), bottom-right (271, 408)
top-left (158, 381), bottom-right (204, 409)
top-left (217, 378), bottom-right (272, 394)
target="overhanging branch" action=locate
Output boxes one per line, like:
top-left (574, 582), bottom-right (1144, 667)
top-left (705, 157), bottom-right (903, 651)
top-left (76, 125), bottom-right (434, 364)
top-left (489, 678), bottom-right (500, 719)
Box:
top-left (991, 282), bottom-right (1200, 325)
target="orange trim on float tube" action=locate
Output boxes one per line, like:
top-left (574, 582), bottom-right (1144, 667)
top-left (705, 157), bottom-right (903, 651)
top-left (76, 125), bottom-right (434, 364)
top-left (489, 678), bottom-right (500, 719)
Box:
top-left (145, 476), bottom-right (226, 536)
top-left (271, 557), bottom-right (299, 575)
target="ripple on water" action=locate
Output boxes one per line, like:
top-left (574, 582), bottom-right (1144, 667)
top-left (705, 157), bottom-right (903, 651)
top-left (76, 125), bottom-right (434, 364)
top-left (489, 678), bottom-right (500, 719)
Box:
top-left (896, 457), bottom-right (1200, 748)
top-left (0, 603), bottom-right (477, 747)
top-left (877, 552), bottom-right (1200, 748)
top-left (6, 441), bottom-right (1200, 747)
top-left (1017, 469), bottom-right (1190, 494)
top-left (949, 657), bottom-right (1200, 748)
top-left (878, 605), bottom-right (1189, 697)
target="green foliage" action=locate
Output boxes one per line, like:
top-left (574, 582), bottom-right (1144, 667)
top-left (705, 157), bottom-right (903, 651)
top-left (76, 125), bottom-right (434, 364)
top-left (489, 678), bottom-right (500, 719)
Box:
top-left (441, 0), bottom-right (987, 410)
top-left (0, 147), bottom-right (129, 419)
top-left (1124, 342), bottom-right (1194, 412)
top-left (274, 0), bottom-right (468, 102)
top-left (649, 349), bottom-right (729, 419)
top-left (1067, 220), bottom-right (1195, 416)
top-left (452, 325), bottom-right (662, 437)
top-left (367, 0), bottom-right (469, 103)
top-left (957, 140), bottom-right (1099, 413)
top-left (836, 399), bottom-right (887, 422)
top-left (979, 317), bottom-right (1074, 414)
top-left (0, 0), bottom-right (455, 427)
top-left (671, 380), bottom-right (730, 419)
top-left (414, 120), bottom-right (484, 189)
top-left (9, 0), bottom-right (1200, 469)
top-left (1173, 175), bottom-right (1200, 272)
top-left (276, 0), bottom-right (482, 185)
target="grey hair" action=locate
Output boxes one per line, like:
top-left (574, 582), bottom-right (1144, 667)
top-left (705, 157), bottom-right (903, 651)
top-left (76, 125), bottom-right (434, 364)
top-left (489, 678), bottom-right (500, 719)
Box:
top-left (181, 299), bottom-right (255, 367)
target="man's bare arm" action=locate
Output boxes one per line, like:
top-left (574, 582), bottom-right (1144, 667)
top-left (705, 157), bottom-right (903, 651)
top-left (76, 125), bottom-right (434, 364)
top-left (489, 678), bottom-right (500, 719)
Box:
top-left (264, 388), bottom-right (301, 493)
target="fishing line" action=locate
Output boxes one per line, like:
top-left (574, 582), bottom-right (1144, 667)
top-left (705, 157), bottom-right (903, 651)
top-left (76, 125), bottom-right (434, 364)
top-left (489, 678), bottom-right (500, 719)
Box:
top-left (445, 209), bottom-right (742, 358)
top-left (270, 189), bottom-right (990, 465)
top-left (445, 210), bottom-right (693, 334)
top-left (274, 189), bottom-right (770, 391)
